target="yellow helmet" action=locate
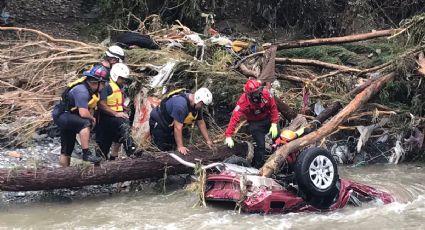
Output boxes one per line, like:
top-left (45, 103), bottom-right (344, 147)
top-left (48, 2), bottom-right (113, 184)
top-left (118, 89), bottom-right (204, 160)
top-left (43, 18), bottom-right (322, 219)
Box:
top-left (280, 130), bottom-right (297, 141)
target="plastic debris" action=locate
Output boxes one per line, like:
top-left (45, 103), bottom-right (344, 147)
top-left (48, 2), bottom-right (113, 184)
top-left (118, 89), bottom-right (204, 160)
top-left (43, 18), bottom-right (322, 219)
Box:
top-left (389, 139), bottom-right (405, 164)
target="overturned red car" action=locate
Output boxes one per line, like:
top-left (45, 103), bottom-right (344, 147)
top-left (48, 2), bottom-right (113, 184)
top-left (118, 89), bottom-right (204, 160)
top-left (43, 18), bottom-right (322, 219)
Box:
top-left (204, 148), bottom-right (394, 214)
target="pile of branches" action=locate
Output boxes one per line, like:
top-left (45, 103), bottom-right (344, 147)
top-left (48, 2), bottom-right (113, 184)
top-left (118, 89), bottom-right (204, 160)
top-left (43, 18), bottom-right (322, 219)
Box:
top-left (0, 27), bottom-right (104, 146)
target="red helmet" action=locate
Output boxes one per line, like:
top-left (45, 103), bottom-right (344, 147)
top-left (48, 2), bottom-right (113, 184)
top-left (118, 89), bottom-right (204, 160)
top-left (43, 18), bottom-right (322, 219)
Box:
top-left (244, 80), bottom-right (261, 93)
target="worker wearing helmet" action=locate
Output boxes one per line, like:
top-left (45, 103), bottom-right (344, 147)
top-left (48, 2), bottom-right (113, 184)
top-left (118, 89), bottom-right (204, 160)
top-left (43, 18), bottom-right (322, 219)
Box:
top-left (52, 65), bottom-right (109, 167)
top-left (92, 45), bottom-right (125, 78)
top-left (224, 79), bottom-right (280, 168)
top-left (274, 130), bottom-right (298, 146)
top-left (104, 45), bottom-right (125, 64)
top-left (149, 87), bottom-right (214, 155)
top-left (96, 63), bottom-right (136, 159)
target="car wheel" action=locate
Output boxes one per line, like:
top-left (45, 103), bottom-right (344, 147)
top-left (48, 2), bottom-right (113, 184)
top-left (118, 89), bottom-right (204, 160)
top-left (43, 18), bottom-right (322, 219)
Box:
top-left (295, 147), bottom-right (339, 197)
top-left (223, 155), bottom-right (251, 167)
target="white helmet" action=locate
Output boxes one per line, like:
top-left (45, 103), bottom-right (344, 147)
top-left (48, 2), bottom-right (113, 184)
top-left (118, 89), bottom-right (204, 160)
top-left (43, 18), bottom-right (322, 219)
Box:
top-left (105, 45), bottom-right (125, 62)
top-left (194, 87), bottom-right (213, 105)
top-left (110, 63), bottom-right (130, 82)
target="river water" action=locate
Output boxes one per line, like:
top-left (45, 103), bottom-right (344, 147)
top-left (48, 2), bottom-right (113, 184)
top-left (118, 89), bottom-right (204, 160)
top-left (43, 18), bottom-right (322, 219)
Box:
top-left (0, 164), bottom-right (424, 230)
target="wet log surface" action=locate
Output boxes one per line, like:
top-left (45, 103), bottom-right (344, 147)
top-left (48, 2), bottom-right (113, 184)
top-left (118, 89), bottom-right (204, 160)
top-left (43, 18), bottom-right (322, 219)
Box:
top-left (0, 143), bottom-right (248, 191)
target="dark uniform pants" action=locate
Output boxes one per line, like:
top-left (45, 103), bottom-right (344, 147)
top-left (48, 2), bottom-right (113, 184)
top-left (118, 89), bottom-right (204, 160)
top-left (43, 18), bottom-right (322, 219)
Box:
top-left (149, 108), bottom-right (176, 151)
top-left (248, 119), bottom-right (271, 168)
top-left (55, 112), bottom-right (92, 156)
top-left (96, 114), bottom-right (134, 157)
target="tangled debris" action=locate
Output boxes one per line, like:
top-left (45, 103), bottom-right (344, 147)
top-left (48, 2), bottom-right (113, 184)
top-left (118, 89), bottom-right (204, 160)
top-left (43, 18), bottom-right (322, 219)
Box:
top-left (0, 13), bottom-right (424, 167)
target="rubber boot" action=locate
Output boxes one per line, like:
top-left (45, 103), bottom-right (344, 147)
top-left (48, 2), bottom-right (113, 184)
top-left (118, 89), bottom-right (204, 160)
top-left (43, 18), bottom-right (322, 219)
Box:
top-left (123, 136), bottom-right (137, 156)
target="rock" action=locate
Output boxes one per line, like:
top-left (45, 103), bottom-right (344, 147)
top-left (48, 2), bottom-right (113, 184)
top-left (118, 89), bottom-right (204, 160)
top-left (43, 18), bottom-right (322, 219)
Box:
top-left (16, 192), bottom-right (26, 197)
top-left (7, 151), bottom-right (22, 160)
top-left (33, 133), bottom-right (48, 142)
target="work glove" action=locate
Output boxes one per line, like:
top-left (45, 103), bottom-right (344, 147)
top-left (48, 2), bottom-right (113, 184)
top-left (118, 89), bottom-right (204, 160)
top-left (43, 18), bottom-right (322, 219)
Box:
top-left (269, 123), bottom-right (278, 138)
top-left (295, 127), bottom-right (305, 137)
top-left (225, 137), bottom-right (234, 148)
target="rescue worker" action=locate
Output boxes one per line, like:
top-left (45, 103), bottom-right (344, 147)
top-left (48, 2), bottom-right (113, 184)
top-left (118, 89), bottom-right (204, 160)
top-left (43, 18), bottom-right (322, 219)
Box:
top-left (102, 45), bottom-right (125, 69)
top-left (224, 79), bottom-right (279, 168)
top-left (52, 65), bottom-right (109, 167)
top-left (96, 63), bottom-right (136, 159)
top-left (149, 88), bottom-right (213, 155)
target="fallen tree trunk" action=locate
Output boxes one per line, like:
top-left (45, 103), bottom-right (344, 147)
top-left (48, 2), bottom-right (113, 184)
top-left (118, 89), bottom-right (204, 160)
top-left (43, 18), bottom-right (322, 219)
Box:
top-left (315, 101), bottom-right (343, 124)
top-left (276, 29), bottom-right (399, 50)
top-left (0, 26), bottom-right (99, 48)
top-left (275, 58), bottom-right (361, 72)
top-left (235, 29), bottom-right (400, 68)
top-left (260, 72), bottom-right (396, 177)
top-left (274, 96), bottom-right (297, 121)
top-left (0, 143), bottom-right (248, 191)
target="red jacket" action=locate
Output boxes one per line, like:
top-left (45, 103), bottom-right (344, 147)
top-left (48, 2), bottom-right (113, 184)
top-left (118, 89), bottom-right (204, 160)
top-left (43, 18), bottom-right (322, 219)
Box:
top-left (225, 89), bottom-right (279, 137)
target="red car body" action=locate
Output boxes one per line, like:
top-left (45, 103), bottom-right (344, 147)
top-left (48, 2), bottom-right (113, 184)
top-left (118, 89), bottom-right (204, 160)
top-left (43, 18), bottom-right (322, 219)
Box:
top-left (205, 167), bottom-right (394, 214)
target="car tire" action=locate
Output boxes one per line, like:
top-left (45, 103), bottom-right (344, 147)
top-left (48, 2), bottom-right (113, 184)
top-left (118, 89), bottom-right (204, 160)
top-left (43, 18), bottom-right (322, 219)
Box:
top-left (295, 147), bottom-right (339, 197)
top-left (223, 155), bottom-right (251, 167)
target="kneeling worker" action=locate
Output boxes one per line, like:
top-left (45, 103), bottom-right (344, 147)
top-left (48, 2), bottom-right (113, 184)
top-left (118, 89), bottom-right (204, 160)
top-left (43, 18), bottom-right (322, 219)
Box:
top-left (149, 88), bottom-right (213, 155)
top-left (97, 63), bottom-right (136, 159)
top-left (52, 65), bottom-right (108, 167)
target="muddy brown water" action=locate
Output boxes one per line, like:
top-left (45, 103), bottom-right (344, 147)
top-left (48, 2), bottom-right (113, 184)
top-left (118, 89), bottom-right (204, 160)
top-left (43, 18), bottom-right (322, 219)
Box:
top-left (0, 164), bottom-right (424, 230)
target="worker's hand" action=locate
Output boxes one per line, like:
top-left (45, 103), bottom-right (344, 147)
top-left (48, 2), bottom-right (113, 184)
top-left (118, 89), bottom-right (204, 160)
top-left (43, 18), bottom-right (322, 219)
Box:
top-left (207, 140), bottom-right (216, 151)
top-left (177, 146), bottom-right (190, 155)
top-left (115, 112), bottom-right (129, 119)
top-left (225, 137), bottom-right (234, 148)
top-left (269, 123), bottom-right (278, 138)
top-left (207, 140), bottom-right (213, 148)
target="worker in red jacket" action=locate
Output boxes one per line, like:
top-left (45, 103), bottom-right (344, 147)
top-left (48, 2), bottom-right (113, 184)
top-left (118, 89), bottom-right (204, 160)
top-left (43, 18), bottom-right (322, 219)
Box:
top-left (224, 79), bottom-right (279, 168)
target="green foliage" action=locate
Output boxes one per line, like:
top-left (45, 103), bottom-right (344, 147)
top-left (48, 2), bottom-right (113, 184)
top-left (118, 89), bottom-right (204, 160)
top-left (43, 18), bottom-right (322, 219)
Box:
top-left (379, 81), bottom-right (410, 104)
top-left (278, 41), bottom-right (401, 68)
top-left (278, 46), bottom-right (350, 64)
top-left (398, 13), bottom-right (425, 47)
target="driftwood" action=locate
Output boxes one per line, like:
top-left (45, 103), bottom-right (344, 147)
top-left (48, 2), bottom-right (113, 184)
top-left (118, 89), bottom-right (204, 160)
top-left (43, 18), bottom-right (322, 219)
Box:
top-left (275, 29), bottom-right (399, 50)
top-left (274, 96), bottom-right (297, 121)
top-left (275, 58), bottom-right (361, 72)
top-left (235, 29), bottom-right (400, 68)
top-left (0, 143), bottom-right (248, 191)
top-left (260, 72), bottom-right (396, 177)
top-left (276, 74), bottom-right (309, 83)
top-left (315, 101), bottom-right (343, 124)
top-left (0, 27), bottom-right (99, 48)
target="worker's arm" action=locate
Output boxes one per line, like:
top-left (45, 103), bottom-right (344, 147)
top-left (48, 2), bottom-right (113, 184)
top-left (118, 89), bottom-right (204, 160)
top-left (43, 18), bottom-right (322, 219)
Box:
top-left (197, 119), bottom-right (213, 147)
top-left (224, 106), bottom-right (243, 137)
top-left (73, 89), bottom-right (95, 124)
top-left (78, 108), bottom-right (95, 124)
top-left (173, 120), bottom-right (189, 155)
top-left (98, 100), bottom-right (129, 119)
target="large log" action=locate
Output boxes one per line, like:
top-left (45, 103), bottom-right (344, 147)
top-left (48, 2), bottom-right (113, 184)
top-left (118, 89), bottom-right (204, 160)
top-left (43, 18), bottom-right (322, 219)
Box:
top-left (275, 58), bottom-right (361, 72)
top-left (274, 96), bottom-right (297, 121)
top-left (0, 143), bottom-right (248, 191)
top-left (275, 29), bottom-right (399, 50)
top-left (235, 29), bottom-right (400, 68)
top-left (260, 73), bottom-right (396, 177)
